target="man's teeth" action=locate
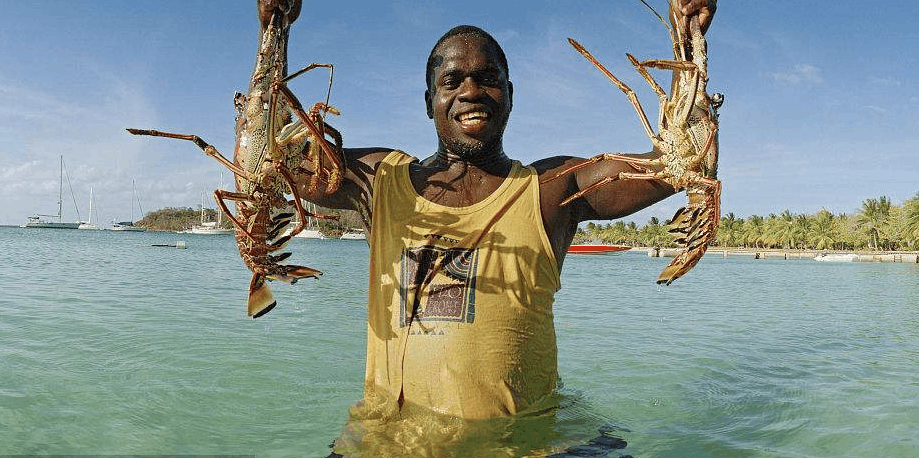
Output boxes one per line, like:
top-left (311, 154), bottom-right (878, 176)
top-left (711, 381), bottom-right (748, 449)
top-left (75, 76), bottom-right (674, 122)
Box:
top-left (459, 112), bottom-right (488, 122)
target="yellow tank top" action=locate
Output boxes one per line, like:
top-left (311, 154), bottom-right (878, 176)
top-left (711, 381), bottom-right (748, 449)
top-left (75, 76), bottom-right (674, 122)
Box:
top-left (364, 150), bottom-right (561, 419)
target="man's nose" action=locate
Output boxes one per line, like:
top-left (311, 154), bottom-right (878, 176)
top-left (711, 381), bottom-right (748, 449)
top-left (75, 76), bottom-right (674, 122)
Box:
top-left (457, 77), bottom-right (485, 101)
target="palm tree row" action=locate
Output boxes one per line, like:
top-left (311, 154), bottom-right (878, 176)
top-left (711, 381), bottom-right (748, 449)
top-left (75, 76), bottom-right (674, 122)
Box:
top-left (576, 192), bottom-right (919, 251)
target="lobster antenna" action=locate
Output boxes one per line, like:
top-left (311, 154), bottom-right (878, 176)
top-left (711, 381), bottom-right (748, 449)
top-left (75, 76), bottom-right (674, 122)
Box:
top-left (640, 0), bottom-right (672, 34)
top-left (323, 65), bottom-right (334, 122)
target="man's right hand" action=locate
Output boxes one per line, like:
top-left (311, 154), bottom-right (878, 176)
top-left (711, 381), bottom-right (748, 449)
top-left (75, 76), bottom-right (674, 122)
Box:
top-left (670, 0), bottom-right (716, 37)
top-left (257, 0), bottom-right (302, 30)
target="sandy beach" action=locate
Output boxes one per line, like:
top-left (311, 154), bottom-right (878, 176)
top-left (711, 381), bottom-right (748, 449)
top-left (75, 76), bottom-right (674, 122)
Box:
top-left (636, 246), bottom-right (919, 263)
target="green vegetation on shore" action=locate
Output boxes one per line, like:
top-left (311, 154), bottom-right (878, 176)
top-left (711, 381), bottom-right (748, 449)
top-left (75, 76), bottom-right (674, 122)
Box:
top-left (136, 205), bottom-right (364, 237)
top-left (137, 207), bottom-right (217, 232)
top-left (577, 193), bottom-right (919, 251)
top-left (134, 191), bottom-right (919, 251)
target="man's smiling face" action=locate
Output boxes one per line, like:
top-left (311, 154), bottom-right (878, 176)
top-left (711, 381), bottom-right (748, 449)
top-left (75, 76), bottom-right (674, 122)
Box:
top-left (426, 34), bottom-right (513, 160)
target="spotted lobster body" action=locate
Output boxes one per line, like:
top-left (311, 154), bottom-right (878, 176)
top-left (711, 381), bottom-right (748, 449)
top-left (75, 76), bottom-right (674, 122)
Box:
top-left (127, 0), bottom-right (344, 317)
top-left (542, 2), bottom-right (722, 285)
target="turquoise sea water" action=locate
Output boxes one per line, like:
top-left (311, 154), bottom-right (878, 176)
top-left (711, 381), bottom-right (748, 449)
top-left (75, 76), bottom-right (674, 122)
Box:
top-left (1, 226), bottom-right (917, 457)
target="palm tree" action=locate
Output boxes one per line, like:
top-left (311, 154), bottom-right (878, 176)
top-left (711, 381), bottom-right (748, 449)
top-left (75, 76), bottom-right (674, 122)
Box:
top-left (717, 212), bottom-right (743, 247)
top-left (574, 189), bottom-right (919, 251)
top-left (776, 210), bottom-right (796, 249)
top-left (809, 209), bottom-right (837, 250)
top-left (762, 213), bottom-right (782, 249)
top-left (641, 217), bottom-right (669, 247)
top-left (742, 215), bottom-right (765, 248)
top-left (886, 206), bottom-right (906, 251)
top-left (626, 221), bottom-right (639, 246)
top-left (792, 214), bottom-right (810, 249)
top-left (833, 213), bottom-right (859, 250)
top-left (604, 221), bottom-right (631, 245)
top-left (903, 192), bottom-right (919, 249)
top-left (857, 196), bottom-right (891, 250)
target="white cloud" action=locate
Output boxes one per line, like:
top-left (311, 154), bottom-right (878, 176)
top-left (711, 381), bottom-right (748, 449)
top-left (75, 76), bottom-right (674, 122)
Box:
top-left (772, 64), bottom-right (823, 85)
top-left (0, 160), bottom-right (40, 180)
top-left (869, 76), bottom-right (900, 87)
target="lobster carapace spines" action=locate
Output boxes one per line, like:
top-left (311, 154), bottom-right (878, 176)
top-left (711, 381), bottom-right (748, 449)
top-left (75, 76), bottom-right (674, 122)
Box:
top-left (126, 0), bottom-right (343, 317)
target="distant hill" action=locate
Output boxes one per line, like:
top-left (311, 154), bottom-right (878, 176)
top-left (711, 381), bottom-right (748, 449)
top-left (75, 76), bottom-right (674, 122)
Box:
top-left (137, 207), bottom-right (222, 232)
top-left (136, 205), bottom-right (365, 235)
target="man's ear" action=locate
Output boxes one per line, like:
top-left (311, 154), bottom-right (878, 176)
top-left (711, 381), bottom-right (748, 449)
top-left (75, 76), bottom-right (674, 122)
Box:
top-left (425, 89), bottom-right (434, 119)
top-left (508, 80), bottom-right (513, 113)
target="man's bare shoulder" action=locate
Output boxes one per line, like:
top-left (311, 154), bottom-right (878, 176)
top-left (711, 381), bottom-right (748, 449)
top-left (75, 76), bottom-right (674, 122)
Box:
top-left (307, 147), bottom-right (398, 211)
top-left (344, 147), bottom-right (400, 167)
top-left (341, 147), bottom-right (403, 181)
top-left (530, 156), bottom-right (585, 215)
top-left (528, 155), bottom-right (584, 176)
top-left (528, 155), bottom-right (602, 195)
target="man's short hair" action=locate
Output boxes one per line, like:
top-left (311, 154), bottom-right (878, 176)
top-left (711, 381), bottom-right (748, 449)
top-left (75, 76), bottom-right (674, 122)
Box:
top-left (425, 25), bottom-right (509, 92)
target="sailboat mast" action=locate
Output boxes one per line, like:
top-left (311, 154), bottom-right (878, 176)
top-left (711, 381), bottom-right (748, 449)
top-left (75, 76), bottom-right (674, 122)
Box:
top-left (57, 155), bottom-right (64, 222)
top-left (135, 181), bottom-right (144, 219)
top-left (217, 172), bottom-right (224, 227)
top-left (130, 178), bottom-right (140, 222)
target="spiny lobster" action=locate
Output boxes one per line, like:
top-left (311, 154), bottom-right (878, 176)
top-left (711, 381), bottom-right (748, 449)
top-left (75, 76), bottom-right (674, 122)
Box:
top-left (127, 0), bottom-right (344, 317)
top-left (544, 1), bottom-right (722, 285)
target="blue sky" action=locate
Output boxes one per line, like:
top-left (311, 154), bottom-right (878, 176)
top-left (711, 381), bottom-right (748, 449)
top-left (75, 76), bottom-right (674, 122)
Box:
top-left (2, 1), bottom-right (917, 226)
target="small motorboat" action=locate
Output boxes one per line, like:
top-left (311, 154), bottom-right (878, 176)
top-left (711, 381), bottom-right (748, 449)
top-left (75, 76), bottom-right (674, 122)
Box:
top-left (567, 244), bottom-right (630, 254)
top-left (813, 253), bottom-right (858, 262)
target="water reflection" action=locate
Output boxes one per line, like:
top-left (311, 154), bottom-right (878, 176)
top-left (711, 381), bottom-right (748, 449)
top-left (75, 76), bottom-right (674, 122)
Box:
top-left (327, 385), bottom-right (631, 457)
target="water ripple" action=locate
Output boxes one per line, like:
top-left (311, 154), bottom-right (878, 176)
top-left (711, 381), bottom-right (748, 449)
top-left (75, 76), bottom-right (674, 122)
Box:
top-left (3, 229), bottom-right (919, 456)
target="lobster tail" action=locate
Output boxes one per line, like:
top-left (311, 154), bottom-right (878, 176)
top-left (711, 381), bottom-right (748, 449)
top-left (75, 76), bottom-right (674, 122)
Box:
top-left (248, 273), bottom-right (277, 319)
top-left (657, 245), bottom-right (707, 285)
top-left (657, 182), bottom-right (720, 285)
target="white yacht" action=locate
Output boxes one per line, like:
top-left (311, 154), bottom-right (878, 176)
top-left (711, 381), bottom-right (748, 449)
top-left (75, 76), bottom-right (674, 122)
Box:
top-left (78, 187), bottom-right (102, 230)
top-left (340, 229), bottom-right (366, 241)
top-left (187, 190), bottom-right (233, 235)
top-left (112, 179), bottom-right (146, 232)
top-left (287, 202), bottom-right (326, 239)
top-left (26, 155), bottom-right (80, 229)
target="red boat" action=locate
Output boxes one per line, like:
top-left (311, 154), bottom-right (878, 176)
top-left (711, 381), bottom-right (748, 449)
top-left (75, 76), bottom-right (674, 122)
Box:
top-left (567, 244), bottom-right (631, 254)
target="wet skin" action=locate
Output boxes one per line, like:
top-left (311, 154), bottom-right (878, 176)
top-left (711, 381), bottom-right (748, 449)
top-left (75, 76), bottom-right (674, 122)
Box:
top-left (305, 34), bottom-right (674, 268)
top-left (303, 1), bottom-right (715, 268)
top-left (424, 34), bottom-right (512, 169)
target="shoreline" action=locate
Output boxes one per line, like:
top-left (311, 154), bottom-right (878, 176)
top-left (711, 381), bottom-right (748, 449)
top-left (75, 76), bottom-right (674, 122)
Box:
top-left (633, 246), bottom-right (919, 263)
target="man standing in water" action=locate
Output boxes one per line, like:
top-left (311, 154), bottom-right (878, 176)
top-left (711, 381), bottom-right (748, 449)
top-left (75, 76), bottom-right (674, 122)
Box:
top-left (298, 0), bottom-right (716, 432)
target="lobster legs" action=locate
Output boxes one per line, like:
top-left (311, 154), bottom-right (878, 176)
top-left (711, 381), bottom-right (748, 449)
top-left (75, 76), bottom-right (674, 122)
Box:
top-left (545, 3), bottom-right (721, 286)
top-left (125, 0), bottom-right (343, 318)
top-left (270, 63), bottom-right (345, 196)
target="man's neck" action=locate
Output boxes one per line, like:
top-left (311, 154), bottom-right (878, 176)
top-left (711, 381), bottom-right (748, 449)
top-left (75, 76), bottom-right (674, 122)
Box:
top-left (422, 146), bottom-right (513, 177)
top-left (411, 147), bottom-right (515, 207)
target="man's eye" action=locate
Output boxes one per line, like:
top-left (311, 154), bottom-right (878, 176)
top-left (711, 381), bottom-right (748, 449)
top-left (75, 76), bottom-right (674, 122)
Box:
top-left (478, 73), bottom-right (503, 87)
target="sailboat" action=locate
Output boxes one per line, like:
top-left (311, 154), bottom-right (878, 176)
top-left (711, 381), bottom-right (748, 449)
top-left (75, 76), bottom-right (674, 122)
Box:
top-left (340, 228), bottom-right (366, 241)
top-left (188, 189), bottom-right (233, 235)
top-left (78, 187), bottom-right (101, 230)
top-left (26, 155), bottom-right (81, 229)
top-left (285, 202), bottom-right (326, 239)
top-left (112, 179), bottom-right (146, 232)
